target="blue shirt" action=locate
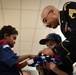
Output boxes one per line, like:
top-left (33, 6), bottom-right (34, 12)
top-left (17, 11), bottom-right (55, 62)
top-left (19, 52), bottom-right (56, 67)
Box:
top-left (0, 40), bottom-right (20, 75)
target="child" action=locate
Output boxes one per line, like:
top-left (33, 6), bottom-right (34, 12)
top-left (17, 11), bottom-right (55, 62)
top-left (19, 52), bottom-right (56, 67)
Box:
top-left (27, 33), bottom-right (68, 75)
top-left (0, 25), bottom-right (36, 75)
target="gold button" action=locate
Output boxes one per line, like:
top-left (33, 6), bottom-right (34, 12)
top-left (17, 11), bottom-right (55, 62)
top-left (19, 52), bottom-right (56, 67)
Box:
top-left (61, 20), bottom-right (63, 23)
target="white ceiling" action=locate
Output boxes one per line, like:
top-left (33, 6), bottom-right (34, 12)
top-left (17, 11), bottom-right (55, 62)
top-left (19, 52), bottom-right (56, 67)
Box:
top-left (0, 0), bottom-right (76, 55)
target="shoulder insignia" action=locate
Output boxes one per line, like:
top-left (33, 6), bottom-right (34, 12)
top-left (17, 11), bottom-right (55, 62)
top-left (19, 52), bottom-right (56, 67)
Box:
top-left (63, 2), bottom-right (71, 11)
top-left (3, 45), bottom-right (10, 48)
top-left (69, 9), bottom-right (76, 19)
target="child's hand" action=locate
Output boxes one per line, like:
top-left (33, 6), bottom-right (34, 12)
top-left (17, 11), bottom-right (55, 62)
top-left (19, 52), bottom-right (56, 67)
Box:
top-left (36, 65), bottom-right (43, 71)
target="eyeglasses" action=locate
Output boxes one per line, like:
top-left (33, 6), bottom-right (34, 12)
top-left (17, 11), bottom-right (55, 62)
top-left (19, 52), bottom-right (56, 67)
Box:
top-left (42, 10), bottom-right (51, 24)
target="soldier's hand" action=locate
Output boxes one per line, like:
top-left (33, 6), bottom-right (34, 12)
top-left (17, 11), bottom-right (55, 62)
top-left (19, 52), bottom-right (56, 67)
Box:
top-left (38, 47), bottom-right (54, 56)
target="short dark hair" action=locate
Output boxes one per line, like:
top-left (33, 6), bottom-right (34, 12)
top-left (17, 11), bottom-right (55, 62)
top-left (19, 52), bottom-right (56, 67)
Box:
top-left (0, 25), bottom-right (18, 39)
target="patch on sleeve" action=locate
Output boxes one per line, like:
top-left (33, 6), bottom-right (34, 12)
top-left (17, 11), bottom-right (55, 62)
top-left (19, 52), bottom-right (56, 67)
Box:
top-left (3, 45), bottom-right (10, 48)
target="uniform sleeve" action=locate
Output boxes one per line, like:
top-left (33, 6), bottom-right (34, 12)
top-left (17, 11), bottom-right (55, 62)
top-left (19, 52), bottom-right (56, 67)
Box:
top-left (1, 45), bottom-right (19, 67)
top-left (53, 1), bottom-right (76, 64)
top-left (61, 51), bottom-right (76, 66)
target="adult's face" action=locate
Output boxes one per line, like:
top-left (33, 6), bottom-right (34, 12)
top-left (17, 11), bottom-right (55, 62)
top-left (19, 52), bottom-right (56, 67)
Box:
top-left (41, 9), bottom-right (59, 29)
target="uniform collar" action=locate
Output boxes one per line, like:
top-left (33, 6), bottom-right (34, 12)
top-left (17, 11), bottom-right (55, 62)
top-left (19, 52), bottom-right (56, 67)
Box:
top-left (0, 40), bottom-right (13, 48)
top-left (0, 40), bottom-right (7, 45)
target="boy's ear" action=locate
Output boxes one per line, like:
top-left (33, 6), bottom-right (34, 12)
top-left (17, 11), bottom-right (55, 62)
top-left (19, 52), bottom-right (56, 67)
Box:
top-left (4, 33), bottom-right (8, 38)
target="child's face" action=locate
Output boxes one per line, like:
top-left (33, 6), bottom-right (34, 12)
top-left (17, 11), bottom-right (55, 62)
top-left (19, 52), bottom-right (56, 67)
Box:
top-left (5, 34), bottom-right (17, 46)
top-left (46, 40), bottom-right (58, 49)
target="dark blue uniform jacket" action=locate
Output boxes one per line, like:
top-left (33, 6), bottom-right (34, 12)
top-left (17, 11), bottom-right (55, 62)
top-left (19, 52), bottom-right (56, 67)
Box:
top-left (54, 2), bottom-right (76, 66)
top-left (0, 40), bottom-right (20, 75)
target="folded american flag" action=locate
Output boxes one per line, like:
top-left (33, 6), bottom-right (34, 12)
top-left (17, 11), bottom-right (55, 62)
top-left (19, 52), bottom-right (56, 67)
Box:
top-left (27, 53), bottom-right (61, 67)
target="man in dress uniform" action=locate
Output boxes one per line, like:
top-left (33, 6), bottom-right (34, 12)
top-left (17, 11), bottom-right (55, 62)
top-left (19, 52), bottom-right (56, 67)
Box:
top-left (39, 1), bottom-right (76, 74)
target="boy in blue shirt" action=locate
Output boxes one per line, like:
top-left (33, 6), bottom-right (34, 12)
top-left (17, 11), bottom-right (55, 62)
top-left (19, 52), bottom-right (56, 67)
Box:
top-left (0, 25), bottom-right (36, 75)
